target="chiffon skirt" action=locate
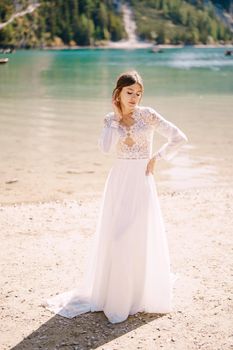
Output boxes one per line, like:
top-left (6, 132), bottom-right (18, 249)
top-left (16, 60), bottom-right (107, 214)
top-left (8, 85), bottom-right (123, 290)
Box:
top-left (43, 158), bottom-right (178, 324)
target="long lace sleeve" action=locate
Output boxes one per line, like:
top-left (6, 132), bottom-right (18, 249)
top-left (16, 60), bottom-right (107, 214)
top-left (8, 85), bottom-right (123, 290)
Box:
top-left (98, 112), bottom-right (120, 154)
top-left (146, 107), bottom-right (188, 161)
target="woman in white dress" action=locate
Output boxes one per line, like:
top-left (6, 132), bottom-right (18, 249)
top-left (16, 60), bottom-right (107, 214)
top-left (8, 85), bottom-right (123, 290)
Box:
top-left (44, 70), bottom-right (188, 324)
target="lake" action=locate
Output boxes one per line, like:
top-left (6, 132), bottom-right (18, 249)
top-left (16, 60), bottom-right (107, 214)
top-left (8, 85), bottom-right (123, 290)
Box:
top-left (0, 47), bottom-right (232, 204)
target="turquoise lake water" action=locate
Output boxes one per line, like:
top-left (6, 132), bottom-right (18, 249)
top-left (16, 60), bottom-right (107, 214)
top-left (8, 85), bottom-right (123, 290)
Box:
top-left (0, 48), bottom-right (232, 203)
top-left (0, 47), bottom-right (233, 98)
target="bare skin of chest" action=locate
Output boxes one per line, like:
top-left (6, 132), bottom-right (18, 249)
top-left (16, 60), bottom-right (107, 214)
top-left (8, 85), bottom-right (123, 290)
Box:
top-left (119, 118), bottom-right (136, 147)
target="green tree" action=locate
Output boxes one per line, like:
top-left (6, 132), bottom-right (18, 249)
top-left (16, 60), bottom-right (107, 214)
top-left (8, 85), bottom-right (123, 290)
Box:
top-left (75, 14), bottom-right (90, 45)
top-left (156, 26), bottom-right (166, 44)
top-left (109, 13), bottom-right (124, 41)
top-left (99, 3), bottom-right (108, 28)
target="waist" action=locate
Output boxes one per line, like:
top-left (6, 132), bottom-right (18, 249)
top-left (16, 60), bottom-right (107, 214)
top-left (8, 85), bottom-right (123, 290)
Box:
top-left (116, 157), bottom-right (149, 162)
top-left (117, 157), bottom-right (149, 160)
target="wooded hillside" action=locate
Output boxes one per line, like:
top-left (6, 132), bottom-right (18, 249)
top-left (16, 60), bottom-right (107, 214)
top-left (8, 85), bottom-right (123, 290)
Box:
top-left (0, 0), bottom-right (126, 48)
top-left (130, 0), bottom-right (232, 44)
top-left (0, 0), bottom-right (232, 48)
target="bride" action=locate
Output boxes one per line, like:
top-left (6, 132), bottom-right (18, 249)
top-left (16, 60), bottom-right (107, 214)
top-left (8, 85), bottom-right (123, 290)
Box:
top-left (43, 70), bottom-right (188, 324)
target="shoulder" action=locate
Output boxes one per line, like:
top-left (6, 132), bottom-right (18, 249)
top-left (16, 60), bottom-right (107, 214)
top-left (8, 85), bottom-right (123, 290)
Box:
top-left (104, 111), bottom-right (114, 119)
top-left (103, 111), bottom-right (114, 126)
top-left (137, 105), bottom-right (157, 117)
top-left (137, 105), bottom-right (159, 126)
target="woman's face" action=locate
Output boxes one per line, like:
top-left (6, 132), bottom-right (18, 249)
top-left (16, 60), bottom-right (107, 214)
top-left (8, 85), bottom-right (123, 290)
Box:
top-left (119, 83), bottom-right (143, 111)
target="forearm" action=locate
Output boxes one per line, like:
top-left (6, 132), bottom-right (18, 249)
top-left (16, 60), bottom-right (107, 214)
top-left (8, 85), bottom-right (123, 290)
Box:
top-left (152, 129), bottom-right (188, 162)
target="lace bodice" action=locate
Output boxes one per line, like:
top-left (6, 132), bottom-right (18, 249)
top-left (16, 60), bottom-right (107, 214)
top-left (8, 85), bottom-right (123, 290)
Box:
top-left (98, 105), bottom-right (188, 161)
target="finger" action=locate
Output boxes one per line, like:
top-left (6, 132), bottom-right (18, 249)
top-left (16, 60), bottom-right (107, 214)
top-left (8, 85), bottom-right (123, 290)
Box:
top-left (145, 165), bottom-right (150, 175)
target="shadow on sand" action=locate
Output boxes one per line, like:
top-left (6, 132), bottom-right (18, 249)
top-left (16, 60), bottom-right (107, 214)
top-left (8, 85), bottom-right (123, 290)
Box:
top-left (11, 310), bottom-right (165, 349)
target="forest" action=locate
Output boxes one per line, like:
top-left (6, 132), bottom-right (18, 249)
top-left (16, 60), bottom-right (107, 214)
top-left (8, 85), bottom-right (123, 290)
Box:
top-left (0, 0), bottom-right (126, 48)
top-left (130, 0), bottom-right (233, 44)
top-left (0, 0), bottom-right (232, 48)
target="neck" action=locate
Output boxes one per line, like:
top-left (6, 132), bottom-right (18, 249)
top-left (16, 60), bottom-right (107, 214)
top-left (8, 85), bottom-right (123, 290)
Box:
top-left (121, 104), bottom-right (136, 117)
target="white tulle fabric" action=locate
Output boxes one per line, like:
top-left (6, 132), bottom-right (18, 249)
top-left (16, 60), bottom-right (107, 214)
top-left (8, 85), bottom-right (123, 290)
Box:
top-left (43, 105), bottom-right (188, 323)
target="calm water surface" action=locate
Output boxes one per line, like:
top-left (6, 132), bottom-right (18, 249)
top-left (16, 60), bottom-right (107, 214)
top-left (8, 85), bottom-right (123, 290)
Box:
top-left (0, 48), bottom-right (232, 203)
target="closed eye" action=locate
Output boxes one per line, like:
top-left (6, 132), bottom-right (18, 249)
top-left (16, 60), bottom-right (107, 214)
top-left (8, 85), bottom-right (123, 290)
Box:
top-left (127, 92), bottom-right (141, 96)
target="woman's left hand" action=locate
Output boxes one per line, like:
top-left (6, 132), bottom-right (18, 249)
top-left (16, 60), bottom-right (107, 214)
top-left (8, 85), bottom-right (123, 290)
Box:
top-left (145, 157), bottom-right (156, 176)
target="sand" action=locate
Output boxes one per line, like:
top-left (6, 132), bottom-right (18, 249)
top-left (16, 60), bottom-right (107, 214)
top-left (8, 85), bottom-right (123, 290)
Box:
top-left (1, 185), bottom-right (232, 350)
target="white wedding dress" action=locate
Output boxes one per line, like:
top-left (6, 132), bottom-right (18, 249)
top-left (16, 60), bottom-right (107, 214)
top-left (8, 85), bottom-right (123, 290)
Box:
top-left (43, 105), bottom-right (188, 323)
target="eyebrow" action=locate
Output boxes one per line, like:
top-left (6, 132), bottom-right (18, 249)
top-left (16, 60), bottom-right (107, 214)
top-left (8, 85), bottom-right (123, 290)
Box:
top-left (126, 88), bottom-right (142, 93)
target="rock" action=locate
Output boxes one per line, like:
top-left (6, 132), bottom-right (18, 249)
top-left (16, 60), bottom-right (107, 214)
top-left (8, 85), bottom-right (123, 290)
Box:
top-left (5, 178), bottom-right (18, 184)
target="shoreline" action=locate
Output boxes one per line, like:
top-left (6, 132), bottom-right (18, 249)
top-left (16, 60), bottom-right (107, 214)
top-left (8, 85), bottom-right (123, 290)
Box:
top-left (41, 43), bottom-right (233, 50)
top-left (2, 42), bottom-right (233, 51)
top-left (1, 183), bottom-right (232, 208)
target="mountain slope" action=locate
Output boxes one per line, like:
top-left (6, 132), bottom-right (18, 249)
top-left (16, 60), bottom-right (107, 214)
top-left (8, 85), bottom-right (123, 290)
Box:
top-left (129, 0), bottom-right (232, 44)
top-left (0, 0), bottom-right (232, 48)
top-left (0, 0), bottom-right (126, 48)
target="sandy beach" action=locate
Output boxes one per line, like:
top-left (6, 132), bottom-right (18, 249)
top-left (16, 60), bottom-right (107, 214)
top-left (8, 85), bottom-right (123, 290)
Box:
top-left (1, 184), bottom-right (232, 350)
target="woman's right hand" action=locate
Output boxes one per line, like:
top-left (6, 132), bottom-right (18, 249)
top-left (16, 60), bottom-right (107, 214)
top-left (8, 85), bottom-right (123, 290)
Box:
top-left (112, 94), bottom-right (122, 122)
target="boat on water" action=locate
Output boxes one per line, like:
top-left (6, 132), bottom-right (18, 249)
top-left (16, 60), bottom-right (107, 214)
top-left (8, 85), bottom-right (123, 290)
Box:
top-left (0, 48), bottom-right (15, 54)
top-left (224, 50), bottom-right (233, 56)
top-left (0, 57), bottom-right (9, 64)
top-left (150, 45), bottom-right (164, 53)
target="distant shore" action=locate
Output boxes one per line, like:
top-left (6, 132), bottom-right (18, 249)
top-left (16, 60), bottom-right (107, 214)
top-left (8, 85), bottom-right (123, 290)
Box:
top-left (1, 41), bottom-right (233, 51)
top-left (39, 42), bottom-right (233, 50)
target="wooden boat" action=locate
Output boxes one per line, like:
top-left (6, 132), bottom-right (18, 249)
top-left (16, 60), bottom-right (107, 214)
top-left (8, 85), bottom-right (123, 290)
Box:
top-left (0, 58), bottom-right (9, 64)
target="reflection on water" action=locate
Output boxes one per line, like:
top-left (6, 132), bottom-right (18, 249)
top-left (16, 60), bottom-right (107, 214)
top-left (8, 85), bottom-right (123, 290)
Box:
top-left (161, 154), bottom-right (219, 191)
top-left (170, 48), bottom-right (233, 69)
